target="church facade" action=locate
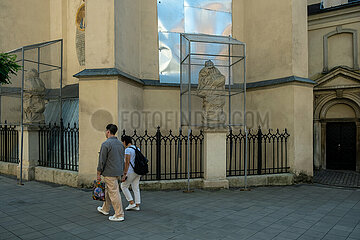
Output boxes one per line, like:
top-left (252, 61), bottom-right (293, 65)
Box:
top-left (0, 0), bottom-right (359, 186)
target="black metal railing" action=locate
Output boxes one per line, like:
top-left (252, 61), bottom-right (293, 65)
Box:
top-left (227, 128), bottom-right (290, 176)
top-left (0, 121), bottom-right (19, 163)
top-left (39, 120), bottom-right (79, 171)
top-left (122, 127), bottom-right (204, 181)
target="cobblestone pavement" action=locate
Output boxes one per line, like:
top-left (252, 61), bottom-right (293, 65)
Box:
top-left (1, 174), bottom-right (360, 240)
top-left (314, 170), bottom-right (360, 188)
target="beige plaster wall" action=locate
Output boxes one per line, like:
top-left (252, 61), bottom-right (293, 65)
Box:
top-left (292, 0), bottom-right (309, 78)
top-left (118, 77), bottom-right (144, 132)
top-left (140, 0), bottom-right (159, 80)
top-left (234, 0), bottom-right (308, 83)
top-left (0, 0), bottom-right (83, 86)
top-left (0, 97), bottom-right (21, 123)
top-left (142, 87), bottom-right (180, 131)
top-left (114, 0), bottom-right (159, 80)
top-left (85, 0), bottom-right (115, 68)
top-left (308, 7), bottom-right (360, 78)
top-left (78, 77), bottom-right (119, 185)
top-left (293, 85), bottom-right (314, 175)
top-left (246, 84), bottom-right (314, 175)
top-left (232, 0), bottom-right (245, 42)
top-left (115, 0), bottom-right (140, 78)
top-left (0, 0), bottom-right (50, 52)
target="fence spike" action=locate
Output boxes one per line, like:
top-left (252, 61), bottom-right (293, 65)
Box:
top-left (122, 129), bottom-right (125, 135)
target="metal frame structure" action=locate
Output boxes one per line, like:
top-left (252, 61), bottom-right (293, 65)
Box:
top-left (3, 39), bottom-right (63, 185)
top-left (179, 33), bottom-right (248, 190)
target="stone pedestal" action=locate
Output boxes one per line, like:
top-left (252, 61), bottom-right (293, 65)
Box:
top-left (17, 126), bottom-right (39, 181)
top-left (203, 129), bottom-right (229, 189)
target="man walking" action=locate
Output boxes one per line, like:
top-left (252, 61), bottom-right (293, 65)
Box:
top-left (96, 124), bottom-right (125, 222)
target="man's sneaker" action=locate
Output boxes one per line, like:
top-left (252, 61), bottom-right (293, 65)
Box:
top-left (97, 206), bottom-right (109, 215)
top-left (109, 215), bottom-right (124, 222)
top-left (125, 203), bottom-right (137, 210)
top-left (133, 206), bottom-right (140, 211)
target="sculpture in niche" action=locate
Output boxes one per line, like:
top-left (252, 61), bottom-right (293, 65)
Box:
top-left (23, 69), bottom-right (46, 124)
top-left (197, 60), bottom-right (226, 128)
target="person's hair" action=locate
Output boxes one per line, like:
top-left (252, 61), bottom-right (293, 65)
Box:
top-left (106, 124), bottom-right (118, 135)
top-left (121, 135), bottom-right (132, 145)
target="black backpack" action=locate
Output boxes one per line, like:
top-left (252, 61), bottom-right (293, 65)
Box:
top-left (129, 146), bottom-right (149, 175)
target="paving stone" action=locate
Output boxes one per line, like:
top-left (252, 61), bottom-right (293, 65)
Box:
top-left (18, 231), bottom-right (45, 240)
top-left (322, 233), bottom-right (348, 240)
top-left (1, 174), bottom-right (360, 240)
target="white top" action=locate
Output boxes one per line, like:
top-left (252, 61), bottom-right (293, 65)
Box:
top-left (124, 145), bottom-right (139, 174)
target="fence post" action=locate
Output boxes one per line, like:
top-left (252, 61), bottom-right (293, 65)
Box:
top-left (60, 119), bottom-right (64, 170)
top-left (4, 120), bottom-right (8, 162)
top-left (257, 127), bottom-right (262, 175)
top-left (156, 126), bottom-right (161, 180)
top-left (228, 128), bottom-right (233, 176)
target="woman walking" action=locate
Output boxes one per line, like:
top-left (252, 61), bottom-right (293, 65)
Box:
top-left (120, 135), bottom-right (141, 211)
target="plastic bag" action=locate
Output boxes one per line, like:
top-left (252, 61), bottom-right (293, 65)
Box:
top-left (92, 180), bottom-right (105, 201)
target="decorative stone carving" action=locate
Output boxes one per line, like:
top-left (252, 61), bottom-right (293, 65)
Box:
top-left (197, 60), bottom-right (226, 128)
top-left (336, 89), bottom-right (344, 98)
top-left (23, 69), bottom-right (46, 124)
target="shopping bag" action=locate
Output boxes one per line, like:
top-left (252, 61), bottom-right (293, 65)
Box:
top-left (92, 180), bottom-right (105, 201)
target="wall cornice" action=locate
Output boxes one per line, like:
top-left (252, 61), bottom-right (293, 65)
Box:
top-left (74, 68), bottom-right (315, 90)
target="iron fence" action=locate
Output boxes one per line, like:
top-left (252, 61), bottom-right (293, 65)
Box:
top-left (227, 128), bottom-right (290, 176)
top-left (39, 120), bottom-right (79, 171)
top-left (0, 121), bottom-right (19, 163)
top-left (122, 127), bottom-right (204, 181)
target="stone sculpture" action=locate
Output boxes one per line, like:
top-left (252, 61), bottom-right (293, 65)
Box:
top-left (23, 69), bottom-right (46, 124)
top-left (197, 60), bottom-right (226, 128)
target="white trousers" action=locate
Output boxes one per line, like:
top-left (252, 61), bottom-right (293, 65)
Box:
top-left (121, 172), bottom-right (141, 204)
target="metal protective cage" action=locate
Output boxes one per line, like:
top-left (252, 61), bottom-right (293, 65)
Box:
top-left (180, 33), bottom-right (246, 129)
top-left (180, 33), bottom-right (249, 190)
top-left (1, 39), bottom-right (63, 184)
top-left (1, 39), bottom-right (63, 125)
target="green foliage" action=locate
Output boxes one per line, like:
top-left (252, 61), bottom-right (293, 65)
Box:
top-left (0, 53), bottom-right (21, 85)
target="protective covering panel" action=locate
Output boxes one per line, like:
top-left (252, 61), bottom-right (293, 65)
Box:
top-left (158, 0), bottom-right (232, 83)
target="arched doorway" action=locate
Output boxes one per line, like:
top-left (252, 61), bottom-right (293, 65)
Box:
top-left (314, 98), bottom-right (360, 172)
top-left (325, 103), bottom-right (356, 170)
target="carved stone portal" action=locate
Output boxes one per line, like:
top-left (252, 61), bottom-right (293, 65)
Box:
top-left (23, 69), bottom-right (46, 124)
top-left (197, 60), bottom-right (226, 128)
